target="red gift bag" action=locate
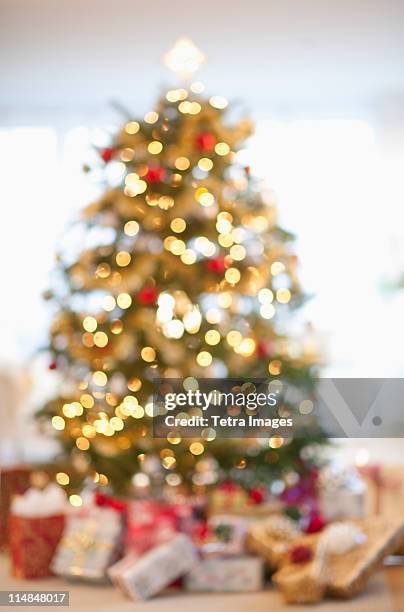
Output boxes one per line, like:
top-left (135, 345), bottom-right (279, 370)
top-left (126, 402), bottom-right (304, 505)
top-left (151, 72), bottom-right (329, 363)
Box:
top-left (9, 513), bottom-right (65, 578)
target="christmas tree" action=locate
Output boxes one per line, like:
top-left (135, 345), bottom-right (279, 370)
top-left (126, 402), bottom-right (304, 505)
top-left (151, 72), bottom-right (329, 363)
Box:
top-left (38, 41), bottom-right (326, 498)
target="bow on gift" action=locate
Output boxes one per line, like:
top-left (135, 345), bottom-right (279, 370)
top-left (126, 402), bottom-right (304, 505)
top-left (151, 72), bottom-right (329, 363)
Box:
top-left (311, 522), bottom-right (367, 579)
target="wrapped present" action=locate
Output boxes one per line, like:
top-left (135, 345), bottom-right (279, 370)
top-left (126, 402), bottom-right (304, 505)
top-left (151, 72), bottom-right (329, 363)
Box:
top-left (0, 464), bottom-right (31, 548)
top-left (176, 495), bottom-right (208, 537)
top-left (9, 484), bottom-right (67, 578)
top-left (107, 552), bottom-right (139, 598)
top-left (319, 465), bottom-right (366, 521)
top-left (209, 482), bottom-right (250, 514)
top-left (247, 514), bottom-right (301, 568)
top-left (125, 500), bottom-right (179, 554)
top-left (272, 563), bottom-right (325, 604)
top-left (358, 463), bottom-right (403, 516)
top-left (109, 534), bottom-right (197, 600)
top-left (210, 481), bottom-right (281, 518)
top-left (51, 506), bottom-right (122, 582)
top-left (324, 517), bottom-right (404, 598)
top-left (200, 514), bottom-right (247, 557)
top-left (272, 517), bottom-right (404, 603)
top-left (185, 556), bottom-right (264, 592)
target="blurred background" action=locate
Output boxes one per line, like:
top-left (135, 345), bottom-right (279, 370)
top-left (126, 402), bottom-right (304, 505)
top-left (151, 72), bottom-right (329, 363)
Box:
top-left (1, 0), bottom-right (404, 464)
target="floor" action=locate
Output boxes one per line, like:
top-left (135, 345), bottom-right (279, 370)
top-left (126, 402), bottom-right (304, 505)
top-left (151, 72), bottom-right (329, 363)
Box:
top-left (1, 554), bottom-right (404, 611)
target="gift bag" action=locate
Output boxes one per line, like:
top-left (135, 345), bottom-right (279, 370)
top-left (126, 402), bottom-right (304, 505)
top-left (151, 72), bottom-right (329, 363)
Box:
top-left (9, 484), bottom-right (66, 578)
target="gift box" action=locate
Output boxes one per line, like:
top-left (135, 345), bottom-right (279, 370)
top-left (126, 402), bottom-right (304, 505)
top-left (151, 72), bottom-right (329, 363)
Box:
top-left (185, 556), bottom-right (264, 593)
top-left (272, 517), bottom-right (404, 603)
top-left (210, 482), bottom-right (250, 514)
top-left (319, 465), bottom-right (366, 521)
top-left (247, 514), bottom-right (301, 569)
top-left (358, 464), bottom-right (403, 517)
top-left (125, 500), bottom-right (178, 554)
top-left (209, 482), bottom-right (281, 518)
top-left (9, 484), bottom-right (67, 578)
top-left (0, 465), bottom-right (31, 548)
top-left (107, 552), bottom-right (139, 598)
top-left (200, 514), bottom-right (247, 557)
top-left (109, 534), bottom-right (197, 600)
top-left (51, 506), bottom-right (122, 582)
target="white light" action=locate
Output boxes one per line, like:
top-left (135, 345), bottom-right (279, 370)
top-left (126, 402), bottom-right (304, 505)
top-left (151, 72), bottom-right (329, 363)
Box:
top-left (158, 293), bottom-right (175, 309)
top-left (164, 38), bottom-right (205, 76)
top-left (183, 308), bottom-right (202, 333)
top-left (164, 319), bottom-right (185, 339)
top-left (156, 306), bottom-right (174, 324)
top-left (355, 448), bottom-right (370, 467)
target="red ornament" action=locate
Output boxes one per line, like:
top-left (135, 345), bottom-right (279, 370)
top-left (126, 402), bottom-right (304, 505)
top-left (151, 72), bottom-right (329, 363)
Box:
top-left (290, 544), bottom-right (313, 564)
top-left (248, 487), bottom-right (265, 505)
top-left (304, 513), bottom-right (326, 534)
top-left (48, 361), bottom-right (57, 370)
top-left (100, 147), bottom-right (115, 163)
top-left (257, 340), bottom-right (274, 358)
top-left (138, 286), bottom-right (159, 306)
top-left (218, 480), bottom-right (240, 493)
top-left (206, 256), bottom-right (226, 275)
top-left (144, 166), bottom-right (166, 183)
top-left (195, 132), bottom-right (216, 152)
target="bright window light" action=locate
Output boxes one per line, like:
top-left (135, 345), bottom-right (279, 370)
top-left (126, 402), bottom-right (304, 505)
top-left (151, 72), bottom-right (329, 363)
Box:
top-left (1, 121), bottom-right (404, 377)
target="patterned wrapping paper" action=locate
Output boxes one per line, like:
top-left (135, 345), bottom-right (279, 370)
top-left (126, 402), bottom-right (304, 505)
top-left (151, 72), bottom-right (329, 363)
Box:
top-left (111, 534), bottom-right (198, 600)
top-left (51, 508), bottom-right (122, 582)
top-left (185, 556), bottom-right (264, 592)
top-left (200, 514), bottom-right (247, 557)
top-left (9, 513), bottom-right (65, 579)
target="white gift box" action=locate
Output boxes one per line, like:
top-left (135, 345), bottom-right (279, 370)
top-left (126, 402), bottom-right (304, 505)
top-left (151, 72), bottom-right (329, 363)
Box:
top-left (319, 466), bottom-right (367, 521)
top-left (201, 514), bottom-right (247, 557)
top-left (111, 534), bottom-right (198, 600)
top-left (185, 556), bottom-right (264, 593)
top-left (51, 507), bottom-right (122, 582)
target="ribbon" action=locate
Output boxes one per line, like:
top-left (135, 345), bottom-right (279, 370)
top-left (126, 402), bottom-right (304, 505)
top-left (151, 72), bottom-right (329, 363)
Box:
top-left (94, 491), bottom-right (127, 513)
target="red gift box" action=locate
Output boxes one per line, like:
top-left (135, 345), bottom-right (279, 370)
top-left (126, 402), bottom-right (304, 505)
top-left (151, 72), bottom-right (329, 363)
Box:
top-left (0, 465), bottom-right (31, 549)
top-left (125, 497), bottom-right (208, 554)
top-left (9, 513), bottom-right (65, 579)
top-left (126, 500), bottom-right (178, 555)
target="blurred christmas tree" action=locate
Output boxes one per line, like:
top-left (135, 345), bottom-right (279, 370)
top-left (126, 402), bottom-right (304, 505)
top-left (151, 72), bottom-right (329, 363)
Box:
top-left (38, 40), bottom-right (327, 497)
